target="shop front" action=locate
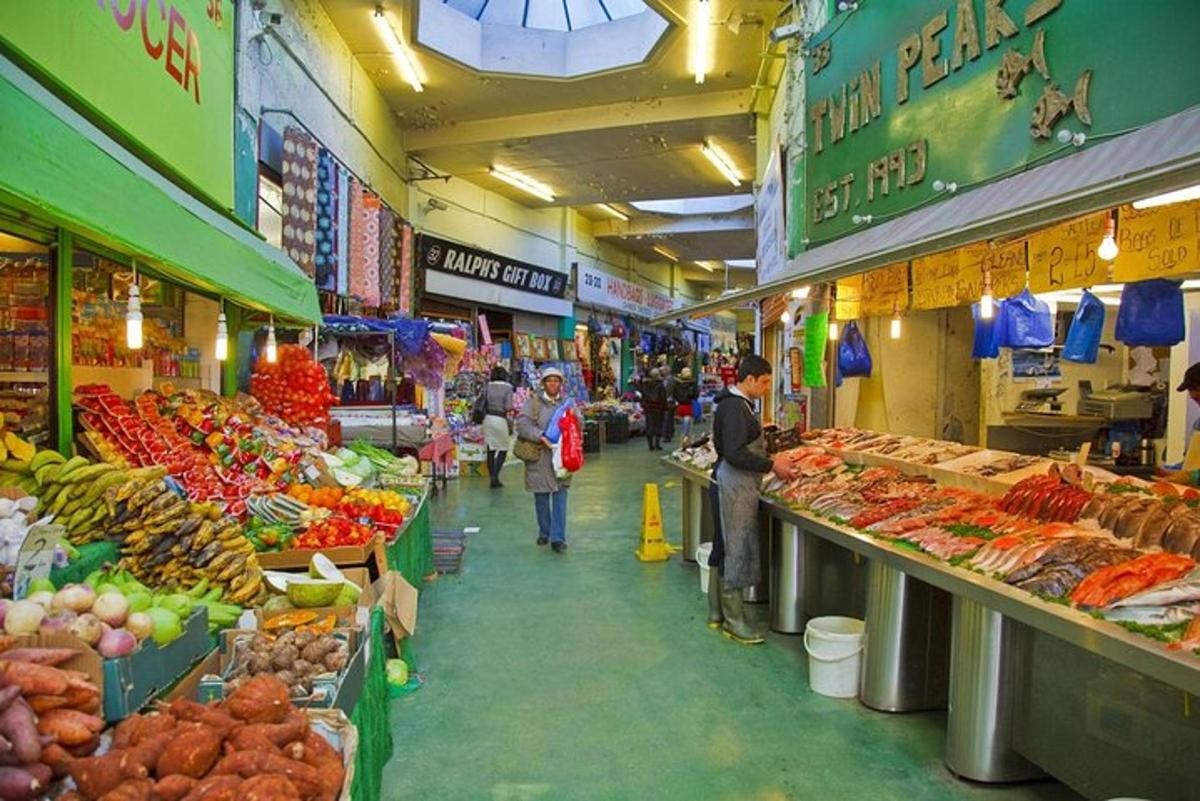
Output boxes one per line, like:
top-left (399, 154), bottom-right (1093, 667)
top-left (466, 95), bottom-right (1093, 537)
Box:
top-left (659, 2), bottom-right (1200, 797)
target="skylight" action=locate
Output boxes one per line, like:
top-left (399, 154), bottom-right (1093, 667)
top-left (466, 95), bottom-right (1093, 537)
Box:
top-left (443, 0), bottom-right (649, 32)
top-left (631, 195), bottom-right (755, 215)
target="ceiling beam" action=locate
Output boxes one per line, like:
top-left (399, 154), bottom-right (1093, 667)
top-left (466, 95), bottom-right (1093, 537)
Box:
top-left (404, 88), bottom-right (754, 151)
top-left (592, 209), bottom-right (754, 238)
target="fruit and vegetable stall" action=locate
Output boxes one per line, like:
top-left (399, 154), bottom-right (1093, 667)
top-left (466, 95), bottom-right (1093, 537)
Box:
top-left (669, 428), bottom-right (1200, 797)
top-left (0, 373), bottom-right (433, 800)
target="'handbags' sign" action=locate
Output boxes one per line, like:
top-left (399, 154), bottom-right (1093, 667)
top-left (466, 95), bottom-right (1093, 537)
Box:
top-left (418, 234), bottom-right (567, 299)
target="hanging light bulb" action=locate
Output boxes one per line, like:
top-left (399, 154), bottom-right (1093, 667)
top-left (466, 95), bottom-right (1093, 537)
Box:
top-left (781, 309), bottom-right (792, 325)
top-left (265, 316), bottom-right (277, 364)
top-left (1097, 212), bottom-right (1119, 261)
top-left (828, 318), bottom-right (839, 340)
top-left (215, 309), bottom-right (229, 362)
top-left (890, 303), bottom-right (902, 340)
top-left (980, 266), bottom-right (995, 320)
top-left (125, 267), bottom-right (143, 350)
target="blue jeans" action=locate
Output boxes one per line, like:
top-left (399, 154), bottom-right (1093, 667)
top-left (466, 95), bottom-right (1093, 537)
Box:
top-left (534, 489), bottom-right (568, 543)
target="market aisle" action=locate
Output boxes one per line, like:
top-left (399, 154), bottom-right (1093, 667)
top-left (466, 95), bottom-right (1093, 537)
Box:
top-left (387, 444), bottom-right (1081, 801)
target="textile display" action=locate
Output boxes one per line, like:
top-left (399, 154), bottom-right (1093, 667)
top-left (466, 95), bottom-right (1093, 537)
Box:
top-left (347, 180), bottom-right (369, 301)
top-left (379, 206), bottom-right (397, 308)
top-left (280, 126), bottom-right (318, 277)
top-left (336, 168), bottom-right (350, 294)
top-left (361, 191), bottom-right (382, 307)
top-left (314, 149), bottom-right (339, 292)
top-left (398, 221), bottom-right (414, 316)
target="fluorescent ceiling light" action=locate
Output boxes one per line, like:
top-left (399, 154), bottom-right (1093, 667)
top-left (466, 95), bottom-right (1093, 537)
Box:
top-left (631, 195), bottom-right (754, 215)
top-left (596, 203), bottom-right (629, 221)
top-left (1132, 183), bottom-right (1200, 210)
top-left (700, 140), bottom-right (742, 187)
top-left (689, 0), bottom-right (711, 84)
top-left (695, 260), bottom-right (722, 273)
top-left (724, 259), bottom-right (755, 269)
top-left (652, 245), bottom-right (679, 261)
top-left (372, 8), bottom-right (424, 93)
top-left (490, 166), bottom-right (555, 202)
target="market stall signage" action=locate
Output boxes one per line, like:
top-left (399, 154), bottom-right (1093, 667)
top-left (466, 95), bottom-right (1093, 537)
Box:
top-left (835, 274), bottom-right (863, 320)
top-left (860, 262), bottom-right (909, 317)
top-left (419, 234), bottom-right (567, 299)
top-left (801, 0), bottom-right (1200, 245)
top-left (1110, 200), bottom-right (1200, 282)
top-left (576, 264), bottom-right (675, 318)
top-left (0, 0), bottom-right (235, 207)
top-left (757, 149), bottom-right (787, 284)
top-left (957, 240), bottom-right (1028, 304)
top-left (1028, 212), bottom-right (1106, 293)
top-left (911, 250), bottom-right (959, 310)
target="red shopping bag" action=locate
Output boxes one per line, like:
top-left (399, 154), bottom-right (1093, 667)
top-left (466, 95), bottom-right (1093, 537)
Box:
top-left (559, 408), bottom-right (585, 472)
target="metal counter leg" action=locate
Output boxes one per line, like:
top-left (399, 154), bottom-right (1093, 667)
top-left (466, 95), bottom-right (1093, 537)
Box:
top-left (682, 479), bottom-right (702, 563)
top-left (945, 595), bottom-right (1045, 783)
top-left (769, 519), bottom-right (807, 634)
top-left (859, 561), bottom-right (951, 712)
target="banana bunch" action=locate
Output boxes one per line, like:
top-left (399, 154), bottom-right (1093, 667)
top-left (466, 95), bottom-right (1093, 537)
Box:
top-left (115, 478), bottom-right (268, 606)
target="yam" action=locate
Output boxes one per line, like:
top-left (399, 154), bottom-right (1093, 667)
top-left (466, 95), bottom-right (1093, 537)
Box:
top-left (211, 751), bottom-right (321, 797)
top-left (37, 708), bottom-right (104, 747)
top-left (155, 726), bottom-right (222, 779)
top-left (0, 662), bottom-right (68, 696)
top-left (0, 648), bottom-right (78, 666)
top-left (68, 750), bottom-right (150, 799)
top-left (0, 766), bottom-right (41, 801)
top-left (0, 686), bottom-right (21, 714)
top-left (180, 774), bottom-right (243, 801)
top-left (96, 778), bottom-right (155, 801)
top-left (225, 675), bottom-right (289, 724)
top-left (67, 736), bottom-right (101, 758)
top-left (154, 774), bottom-right (198, 801)
top-left (166, 699), bottom-right (237, 736)
top-left (298, 731), bottom-right (344, 799)
top-left (240, 774), bottom-right (301, 801)
top-left (25, 694), bottom-right (69, 715)
top-left (0, 700), bottom-right (40, 763)
top-left (40, 743), bottom-right (71, 778)
top-left (122, 731), bottom-right (174, 775)
top-left (64, 683), bottom-right (101, 713)
top-left (113, 713), bottom-right (176, 749)
top-left (227, 714), bottom-right (308, 753)
top-left (22, 762), bottom-right (51, 788)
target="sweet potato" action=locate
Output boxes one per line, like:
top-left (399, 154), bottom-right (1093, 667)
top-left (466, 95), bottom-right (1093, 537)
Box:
top-left (96, 778), bottom-right (154, 801)
top-left (0, 661), bottom-right (69, 696)
top-left (0, 766), bottom-right (41, 800)
top-left (60, 793), bottom-right (86, 801)
top-left (154, 774), bottom-right (198, 801)
top-left (64, 683), bottom-right (101, 712)
top-left (22, 761), bottom-right (50, 788)
top-left (298, 731), bottom-right (344, 799)
top-left (25, 694), bottom-right (69, 715)
top-left (37, 708), bottom-right (104, 747)
top-left (0, 648), bottom-right (78, 666)
top-left (0, 686), bottom-right (21, 714)
top-left (156, 726), bottom-right (222, 779)
top-left (225, 675), bottom-right (289, 724)
top-left (210, 751), bottom-right (320, 797)
top-left (40, 743), bottom-right (71, 778)
top-left (227, 714), bottom-right (308, 754)
top-left (113, 713), bottom-right (177, 749)
top-left (0, 699), bottom-right (40, 763)
top-left (0, 639), bottom-right (15, 655)
top-left (67, 736), bottom-right (101, 757)
top-left (122, 731), bottom-right (174, 775)
top-left (167, 700), bottom-right (237, 736)
top-left (180, 775), bottom-right (243, 801)
top-left (240, 774), bottom-right (301, 801)
top-left (68, 750), bottom-right (150, 799)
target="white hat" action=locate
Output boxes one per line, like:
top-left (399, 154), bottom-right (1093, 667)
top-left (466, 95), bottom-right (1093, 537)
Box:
top-left (541, 367), bottom-right (565, 382)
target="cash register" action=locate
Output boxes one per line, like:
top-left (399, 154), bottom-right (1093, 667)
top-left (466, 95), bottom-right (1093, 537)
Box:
top-left (1076, 381), bottom-right (1155, 420)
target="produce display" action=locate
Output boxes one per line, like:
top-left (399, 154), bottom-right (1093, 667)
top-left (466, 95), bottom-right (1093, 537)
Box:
top-left (250, 345), bottom-right (338, 428)
top-left (226, 630), bottom-right (350, 698)
top-left (339, 442), bottom-right (419, 488)
top-left (673, 429), bottom-right (1200, 654)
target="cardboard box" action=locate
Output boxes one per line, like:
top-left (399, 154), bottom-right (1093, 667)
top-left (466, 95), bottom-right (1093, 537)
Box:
top-left (257, 536), bottom-right (389, 581)
top-left (373, 570), bottom-right (418, 651)
top-left (102, 605), bottom-right (212, 722)
top-left (11, 631), bottom-right (104, 704)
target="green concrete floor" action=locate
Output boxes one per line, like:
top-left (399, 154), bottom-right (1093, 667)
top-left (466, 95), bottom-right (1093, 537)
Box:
top-left (386, 442), bottom-right (1082, 801)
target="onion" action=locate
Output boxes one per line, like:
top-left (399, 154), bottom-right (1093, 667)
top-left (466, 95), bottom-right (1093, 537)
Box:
top-left (52, 584), bottom-right (96, 614)
top-left (91, 592), bottom-right (130, 628)
top-left (39, 611), bottom-right (76, 635)
top-left (69, 613), bottom-right (103, 647)
top-left (27, 592), bottom-right (54, 611)
top-left (97, 627), bottom-right (138, 659)
top-left (4, 600), bottom-right (45, 635)
top-left (124, 612), bottom-right (154, 642)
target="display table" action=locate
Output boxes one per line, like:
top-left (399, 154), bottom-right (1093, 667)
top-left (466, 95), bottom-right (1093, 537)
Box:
top-left (665, 459), bottom-right (1200, 799)
top-left (351, 606), bottom-right (394, 801)
top-left (419, 432), bottom-right (454, 495)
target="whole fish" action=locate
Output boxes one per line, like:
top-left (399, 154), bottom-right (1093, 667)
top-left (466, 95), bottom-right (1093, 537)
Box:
top-left (1103, 603), bottom-right (1200, 626)
top-left (995, 29), bottom-right (1049, 99)
top-left (1109, 567), bottom-right (1200, 608)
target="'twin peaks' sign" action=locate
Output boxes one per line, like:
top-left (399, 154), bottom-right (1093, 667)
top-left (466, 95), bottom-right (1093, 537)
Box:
top-left (418, 234), bottom-right (567, 299)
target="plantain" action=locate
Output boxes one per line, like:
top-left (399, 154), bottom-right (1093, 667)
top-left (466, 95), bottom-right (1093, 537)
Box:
top-left (147, 490), bottom-right (181, 514)
top-left (51, 455), bottom-right (90, 482)
top-left (205, 550), bottom-right (239, 574)
top-left (128, 482), bottom-right (167, 512)
top-left (29, 450), bottom-right (66, 473)
top-left (143, 501), bottom-right (187, 528)
top-left (115, 477), bottom-right (150, 503)
top-left (128, 466), bottom-right (168, 481)
top-left (190, 521), bottom-right (216, 550)
top-left (193, 541), bottom-right (222, 567)
top-left (228, 577), bottom-right (262, 605)
top-left (60, 462), bottom-right (115, 486)
top-left (66, 508), bottom-right (93, 531)
top-left (78, 470), bottom-right (129, 506)
top-left (33, 462), bottom-right (61, 486)
top-left (1, 459), bottom-right (31, 475)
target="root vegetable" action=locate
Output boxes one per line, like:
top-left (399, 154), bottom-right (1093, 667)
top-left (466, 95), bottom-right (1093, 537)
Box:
top-left (164, 699), bottom-right (236, 736)
top-left (26, 593), bottom-right (53, 612)
top-left (154, 774), bottom-right (198, 801)
top-left (0, 661), bottom-right (68, 696)
top-left (67, 750), bottom-right (151, 799)
top-left (96, 777), bottom-right (154, 801)
top-left (22, 762), bottom-right (50, 788)
top-left (298, 731), bottom-right (344, 799)
top-left (180, 775), bottom-right (242, 801)
top-left (0, 700), bottom-right (40, 763)
top-left (69, 614), bottom-right (104, 647)
top-left (98, 628), bottom-right (138, 659)
top-left (240, 774), bottom-right (301, 801)
top-left (25, 695), bottom-right (69, 715)
top-left (227, 714), bottom-right (308, 753)
top-left (124, 613), bottom-right (154, 642)
top-left (64, 684), bottom-right (101, 714)
top-left (38, 612), bottom-right (76, 636)
top-left (155, 727), bottom-right (221, 779)
top-left (112, 713), bottom-right (176, 749)
top-left (37, 708), bottom-right (104, 747)
top-left (40, 743), bottom-right (70, 778)
top-left (0, 766), bottom-right (41, 801)
top-left (92, 594), bottom-right (130, 628)
top-left (52, 585), bottom-right (97, 615)
top-left (67, 736), bottom-right (101, 758)
top-left (0, 647), bottom-right (78, 666)
top-left (211, 751), bottom-right (320, 797)
top-left (2, 603), bottom-right (43, 637)
top-left (0, 686), bottom-right (21, 714)
top-left (226, 675), bottom-right (289, 724)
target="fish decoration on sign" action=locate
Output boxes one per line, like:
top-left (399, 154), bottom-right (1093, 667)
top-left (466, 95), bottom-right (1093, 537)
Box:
top-left (1030, 71), bottom-right (1093, 139)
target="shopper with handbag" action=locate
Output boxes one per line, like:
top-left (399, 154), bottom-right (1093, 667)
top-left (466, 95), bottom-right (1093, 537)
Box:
top-left (514, 367), bottom-right (574, 553)
top-left (640, 368), bottom-right (667, 451)
top-left (673, 367), bottom-right (699, 442)
top-left (481, 366), bottom-right (515, 489)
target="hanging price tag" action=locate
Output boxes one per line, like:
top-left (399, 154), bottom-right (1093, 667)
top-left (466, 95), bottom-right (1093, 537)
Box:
top-left (14, 522), bottom-right (64, 600)
top-left (1028, 212), bottom-right (1109, 293)
top-left (1111, 200), bottom-right (1200, 281)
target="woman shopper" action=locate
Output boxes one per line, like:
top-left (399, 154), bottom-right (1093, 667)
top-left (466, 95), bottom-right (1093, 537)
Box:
top-left (515, 367), bottom-right (573, 553)
top-left (672, 367), bottom-right (699, 441)
top-left (482, 366), bottom-right (515, 488)
top-left (640, 368), bottom-right (667, 451)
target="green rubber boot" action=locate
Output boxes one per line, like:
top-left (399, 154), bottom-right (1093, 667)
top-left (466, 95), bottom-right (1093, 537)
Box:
top-left (720, 586), bottom-right (765, 645)
top-left (706, 568), bottom-right (724, 630)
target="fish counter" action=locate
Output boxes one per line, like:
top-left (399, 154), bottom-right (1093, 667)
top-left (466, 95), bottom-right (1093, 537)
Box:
top-left (666, 429), bottom-right (1200, 801)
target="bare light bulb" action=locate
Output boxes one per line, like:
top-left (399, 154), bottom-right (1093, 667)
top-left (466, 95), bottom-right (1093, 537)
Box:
top-left (215, 312), bottom-right (229, 361)
top-left (828, 320), bottom-right (839, 340)
top-left (125, 285), bottom-right (143, 350)
top-left (1098, 215), bottom-right (1119, 261)
top-left (890, 315), bottom-right (902, 340)
top-left (781, 310), bottom-right (792, 325)
top-left (265, 321), bottom-right (277, 364)
top-left (980, 291), bottom-right (994, 320)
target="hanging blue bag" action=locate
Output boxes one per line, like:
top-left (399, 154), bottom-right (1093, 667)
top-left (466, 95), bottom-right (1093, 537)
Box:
top-left (837, 321), bottom-right (872, 377)
top-left (1115, 279), bottom-right (1185, 346)
top-left (972, 301), bottom-right (1001, 359)
top-left (1061, 290), bottom-right (1106, 363)
top-left (998, 288), bottom-right (1054, 348)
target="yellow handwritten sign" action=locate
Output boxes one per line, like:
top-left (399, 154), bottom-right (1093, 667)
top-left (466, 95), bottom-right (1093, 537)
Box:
top-left (1028, 212), bottom-right (1109, 293)
top-left (957, 240), bottom-right (1028, 304)
top-left (911, 251), bottom-right (958, 310)
top-left (1111, 200), bottom-right (1200, 281)
top-left (835, 274), bottom-right (862, 320)
top-left (860, 262), bottom-right (909, 317)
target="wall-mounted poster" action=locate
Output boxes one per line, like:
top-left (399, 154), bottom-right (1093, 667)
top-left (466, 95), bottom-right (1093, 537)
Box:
top-left (561, 340), bottom-right (577, 361)
top-left (544, 339), bottom-right (561, 361)
top-left (513, 332), bottom-right (532, 360)
top-left (531, 337), bottom-right (548, 361)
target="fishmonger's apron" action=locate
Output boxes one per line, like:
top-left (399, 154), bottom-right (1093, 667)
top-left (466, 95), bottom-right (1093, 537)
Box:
top-left (714, 430), bottom-right (766, 590)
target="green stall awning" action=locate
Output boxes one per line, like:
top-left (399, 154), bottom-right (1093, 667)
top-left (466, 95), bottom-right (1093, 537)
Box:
top-left (0, 60), bottom-right (320, 325)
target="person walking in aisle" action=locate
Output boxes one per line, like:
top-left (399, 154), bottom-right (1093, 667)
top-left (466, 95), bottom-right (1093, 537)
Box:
top-left (515, 367), bottom-right (573, 553)
top-left (482, 366), bottom-right (515, 489)
top-left (662, 365), bottom-right (677, 443)
top-left (708, 355), bottom-right (797, 644)
top-left (673, 367), bottom-right (699, 442)
top-left (640, 368), bottom-right (667, 451)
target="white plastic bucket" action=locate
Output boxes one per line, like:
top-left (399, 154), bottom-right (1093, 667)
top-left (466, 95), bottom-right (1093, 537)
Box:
top-left (803, 616), bottom-right (866, 699)
top-left (696, 542), bottom-right (713, 593)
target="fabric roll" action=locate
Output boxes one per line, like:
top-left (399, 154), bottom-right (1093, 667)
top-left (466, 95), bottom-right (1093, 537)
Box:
top-left (361, 191), bottom-right (382, 307)
top-left (398, 221), bottom-right (414, 316)
top-left (314, 149), bottom-right (338, 291)
top-left (378, 206), bottom-right (397, 308)
top-left (336, 168), bottom-right (350, 295)
top-left (280, 127), bottom-right (318, 276)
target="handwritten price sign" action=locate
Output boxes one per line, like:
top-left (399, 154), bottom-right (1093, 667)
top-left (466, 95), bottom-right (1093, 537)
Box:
top-left (1028, 212), bottom-right (1108, 293)
top-left (1111, 201), bottom-right (1200, 282)
top-left (14, 522), bottom-right (64, 600)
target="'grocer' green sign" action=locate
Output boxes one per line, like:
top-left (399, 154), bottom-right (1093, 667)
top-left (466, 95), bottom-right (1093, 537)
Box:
top-left (0, 0), bottom-right (235, 208)
top-left (801, 0), bottom-right (1200, 246)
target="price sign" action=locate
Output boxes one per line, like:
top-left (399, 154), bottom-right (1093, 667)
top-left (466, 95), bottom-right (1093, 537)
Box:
top-left (835, 274), bottom-right (862, 320)
top-left (1111, 200), bottom-right (1200, 281)
top-left (1028, 212), bottom-right (1109, 293)
top-left (14, 522), bottom-right (64, 600)
top-left (860, 263), bottom-right (909, 317)
top-left (911, 251), bottom-right (959, 310)
top-left (958, 241), bottom-right (1028, 304)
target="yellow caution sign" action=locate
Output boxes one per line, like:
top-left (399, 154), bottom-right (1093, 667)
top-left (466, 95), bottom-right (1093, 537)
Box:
top-left (635, 483), bottom-right (677, 562)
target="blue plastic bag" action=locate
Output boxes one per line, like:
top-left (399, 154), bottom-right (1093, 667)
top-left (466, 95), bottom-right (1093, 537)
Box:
top-left (1061, 290), bottom-right (1106, 363)
top-left (972, 301), bottom-right (1001, 359)
top-left (837, 321), bottom-right (872, 377)
top-left (1115, 279), bottom-right (1185, 346)
top-left (998, 288), bottom-right (1054, 348)
top-left (542, 398), bottom-right (574, 444)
